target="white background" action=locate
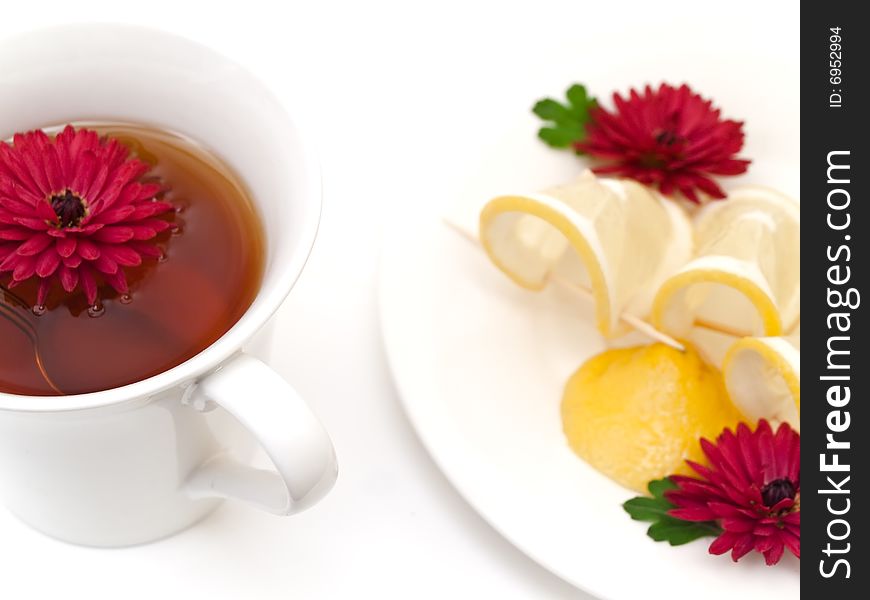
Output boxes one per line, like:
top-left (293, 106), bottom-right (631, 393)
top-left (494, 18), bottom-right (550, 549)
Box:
top-left (0, 2), bottom-right (798, 598)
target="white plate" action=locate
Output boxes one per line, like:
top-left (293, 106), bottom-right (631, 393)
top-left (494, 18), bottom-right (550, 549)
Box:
top-left (378, 115), bottom-right (800, 597)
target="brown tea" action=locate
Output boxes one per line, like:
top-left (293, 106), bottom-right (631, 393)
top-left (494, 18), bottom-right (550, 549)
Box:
top-left (0, 123), bottom-right (265, 396)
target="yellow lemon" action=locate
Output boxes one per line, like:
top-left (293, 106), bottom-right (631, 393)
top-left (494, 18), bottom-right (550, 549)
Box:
top-left (723, 334), bottom-right (800, 431)
top-left (652, 186), bottom-right (800, 340)
top-left (479, 171), bottom-right (692, 337)
top-left (561, 343), bottom-right (741, 492)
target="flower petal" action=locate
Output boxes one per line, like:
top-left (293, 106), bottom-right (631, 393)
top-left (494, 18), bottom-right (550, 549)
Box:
top-left (0, 249), bottom-right (23, 271)
top-left (0, 227), bottom-right (32, 241)
top-left (708, 531), bottom-right (741, 556)
top-left (34, 199), bottom-right (58, 223)
top-left (55, 236), bottom-right (77, 258)
top-left (91, 205), bottom-right (136, 226)
top-left (782, 527), bottom-right (801, 558)
top-left (36, 277), bottom-right (52, 306)
top-left (763, 540), bottom-right (785, 565)
top-left (668, 507), bottom-right (717, 521)
top-left (102, 244), bottom-right (142, 267)
top-left (76, 238), bottom-right (101, 260)
top-left (58, 265), bottom-right (79, 293)
top-left (13, 216), bottom-right (50, 231)
top-left (93, 226), bottom-right (135, 244)
top-left (129, 241), bottom-right (163, 259)
top-left (15, 233), bottom-right (52, 256)
top-left (730, 534), bottom-right (755, 561)
top-left (129, 201), bottom-right (173, 220)
top-left (103, 269), bottom-right (129, 295)
top-left (721, 517), bottom-right (755, 533)
top-left (35, 248), bottom-right (61, 277)
top-left (93, 254), bottom-right (119, 275)
top-left (11, 254), bottom-right (36, 281)
top-left (63, 254), bottom-right (83, 268)
top-left (79, 264), bottom-right (98, 305)
top-left (129, 224), bottom-right (158, 240)
top-left (91, 160), bottom-right (149, 210)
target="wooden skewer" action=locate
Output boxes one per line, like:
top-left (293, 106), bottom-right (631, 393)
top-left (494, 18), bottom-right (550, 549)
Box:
top-left (693, 318), bottom-right (753, 339)
top-left (442, 218), bottom-right (687, 352)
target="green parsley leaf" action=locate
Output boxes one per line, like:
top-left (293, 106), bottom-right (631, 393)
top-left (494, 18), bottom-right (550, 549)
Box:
top-left (647, 518), bottom-right (723, 546)
top-left (532, 83), bottom-right (598, 151)
top-left (622, 477), bottom-right (722, 547)
top-left (538, 126), bottom-right (584, 148)
top-left (647, 477), bottom-right (678, 498)
top-left (622, 496), bottom-right (672, 522)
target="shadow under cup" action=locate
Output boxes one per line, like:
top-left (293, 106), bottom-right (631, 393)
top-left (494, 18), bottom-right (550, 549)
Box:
top-left (0, 25), bottom-right (327, 546)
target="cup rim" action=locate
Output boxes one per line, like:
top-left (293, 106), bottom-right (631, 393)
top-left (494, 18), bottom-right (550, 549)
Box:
top-left (0, 24), bottom-right (322, 413)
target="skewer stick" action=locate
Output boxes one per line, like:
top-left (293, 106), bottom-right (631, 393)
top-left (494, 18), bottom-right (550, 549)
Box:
top-left (693, 318), bottom-right (753, 339)
top-left (442, 217), bottom-right (687, 352)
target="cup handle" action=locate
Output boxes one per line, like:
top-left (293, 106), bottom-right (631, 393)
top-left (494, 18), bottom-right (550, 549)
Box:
top-left (182, 353), bottom-right (337, 515)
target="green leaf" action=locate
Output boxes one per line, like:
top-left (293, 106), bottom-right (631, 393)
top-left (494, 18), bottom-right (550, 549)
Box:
top-left (531, 83), bottom-right (598, 151)
top-left (538, 125), bottom-right (583, 148)
top-left (565, 84), bottom-right (589, 116)
top-left (648, 477), bottom-right (678, 499)
top-left (647, 517), bottom-right (723, 546)
top-left (532, 98), bottom-right (572, 122)
top-left (623, 477), bottom-right (722, 547)
top-left (623, 496), bottom-right (672, 522)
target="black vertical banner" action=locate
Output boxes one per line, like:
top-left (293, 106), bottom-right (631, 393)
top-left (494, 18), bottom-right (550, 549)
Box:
top-left (803, 2), bottom-right (868, 596)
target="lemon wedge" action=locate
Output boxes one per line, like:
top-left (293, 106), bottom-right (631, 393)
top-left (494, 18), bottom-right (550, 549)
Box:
top-left (479, 170), bottom-right (692, 337)
top-left (723, 334), bottom-right (800, 431)
top-left (561, 343), bottom-right (742, 492)
top-left (652, 186), bottom-right (800, 340)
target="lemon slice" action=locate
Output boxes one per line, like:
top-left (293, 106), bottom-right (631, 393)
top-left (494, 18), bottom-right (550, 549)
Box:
top-left (652, 186), bottom-right (800, 339)
top-left (723, 334), bottom-right (800, 431)
top-left (479, 170), bottom-right (692, 337)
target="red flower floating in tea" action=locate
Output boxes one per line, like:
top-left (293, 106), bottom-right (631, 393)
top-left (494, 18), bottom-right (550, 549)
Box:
top-left (665, 420), bottom-right (800, 565)
top-left (0, 126), bottom-right (173, 307)
top-left (575, 83), bottom-right (751, 203)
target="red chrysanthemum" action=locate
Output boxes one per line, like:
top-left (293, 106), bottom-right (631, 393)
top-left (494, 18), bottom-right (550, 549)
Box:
top-left (665, 420), bottom-right (800, 565)
top-left (576, 83), bottom-right (751, 203)
top-left (0, 126), bottom-right (173, 307)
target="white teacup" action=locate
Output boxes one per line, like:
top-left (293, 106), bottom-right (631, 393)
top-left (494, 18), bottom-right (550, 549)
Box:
top-left (0, 25), bottom-right (337, 547)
